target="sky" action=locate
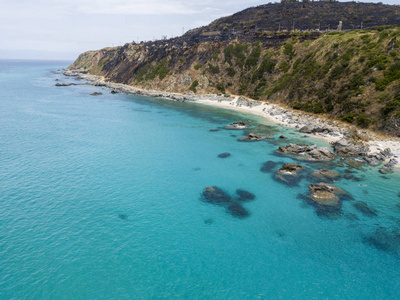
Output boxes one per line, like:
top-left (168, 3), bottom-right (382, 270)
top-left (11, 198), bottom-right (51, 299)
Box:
top-left (0, 0), bottom-right (398, 60)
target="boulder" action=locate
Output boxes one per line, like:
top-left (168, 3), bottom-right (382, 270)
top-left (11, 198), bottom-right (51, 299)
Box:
top-left (299, 125), bottom-right (332, 134)
top-left (277, 144), bottom-right (335, 161)
top-left (309, 169), bottom-right (340, 182)
top-left (331, 140), bottom-right (369, 157)
top-left (279, 135), bottom-right (287, 139)
top-left (225, 121), bottom-right (248, 130)
top-left (55, 82), bottom-right (74, 86)
top-left (238, 133), bottom-right (273, 141)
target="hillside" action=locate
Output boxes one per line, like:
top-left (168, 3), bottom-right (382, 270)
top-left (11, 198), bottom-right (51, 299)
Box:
top-left (69, 2), bottom-right (400, 136)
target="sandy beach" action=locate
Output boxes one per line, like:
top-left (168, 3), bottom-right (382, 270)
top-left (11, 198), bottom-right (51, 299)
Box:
top-left (64, 71), bottom-right (400, 169)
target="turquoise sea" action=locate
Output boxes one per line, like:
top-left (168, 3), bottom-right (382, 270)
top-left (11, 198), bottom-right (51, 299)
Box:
top-left (1, 60), bottom-right (400, 299)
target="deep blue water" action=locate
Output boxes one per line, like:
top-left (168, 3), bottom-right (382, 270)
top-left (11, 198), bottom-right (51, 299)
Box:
top-left (1, 60), bottom-right (400, 299)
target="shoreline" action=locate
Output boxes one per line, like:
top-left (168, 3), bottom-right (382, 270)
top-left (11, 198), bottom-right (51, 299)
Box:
top-left (63, 71), bottom-right (400, 170)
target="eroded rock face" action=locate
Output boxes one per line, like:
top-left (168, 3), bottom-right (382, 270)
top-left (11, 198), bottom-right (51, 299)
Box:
top-left (225, 121), bottom-right (248, 130)
top-left (274, 163), bottom-right (304, 186)
top-left (277, 144), bottom-right (335, 161)
top-left (309, 169), bottom-right (340, 182)
top-left (238, 133), bottom-right (273, 141)
top-left (331, 140), bottom-right (369, 157)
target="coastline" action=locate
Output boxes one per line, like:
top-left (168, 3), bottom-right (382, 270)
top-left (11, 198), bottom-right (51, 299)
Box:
top-left (64, 70), bottom-right (400, 170)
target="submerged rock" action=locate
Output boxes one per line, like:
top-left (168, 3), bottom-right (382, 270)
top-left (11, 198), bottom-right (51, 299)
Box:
top-left (363, 227), bottom-right (400, 254)
top-left (260, 161), bottom-right (278, 173)
top-left (218, 152), bottom-right (231, 158)
top-left (90, 92), bottom-right (103, 96)
top-left (353, 201), bottom-right (378, 217)
top-left (236, 189), bottom-right (255, 202)
top-left (277, 144), bottom-right (335, 161)
top-left (118, 214), bottom-right (128, 220)
top-left (209, 129), bottom-right (219, 132)
top-left (238, 133), bottom-right (273, 141)
top-left (226, 202), bottom-right (250, 218)
top-left (202, 186), bottom-right (232, 205)
top-left (279, 135), bottom-right (287, 139)
top-left (274, 163), bottom-right (304, 186)
top-left (225, 121), bottom-right (248, 130)
top-left (309, 169), bottom-right (340, 182)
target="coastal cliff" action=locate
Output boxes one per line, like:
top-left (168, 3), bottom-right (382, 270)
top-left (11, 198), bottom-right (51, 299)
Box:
top-left (69, 1), bottom-right (400, 136)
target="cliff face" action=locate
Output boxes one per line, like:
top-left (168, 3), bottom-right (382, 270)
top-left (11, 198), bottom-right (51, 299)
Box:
top-left (70, 2), bottom-right (400, 136)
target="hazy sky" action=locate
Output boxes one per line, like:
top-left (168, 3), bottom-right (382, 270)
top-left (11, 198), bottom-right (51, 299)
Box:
top-left (0, 0), bottom-right (398, 60)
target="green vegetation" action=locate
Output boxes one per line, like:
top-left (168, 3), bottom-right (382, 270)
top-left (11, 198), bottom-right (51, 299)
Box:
top-left (189, 80), bottom-right (199, 93)
top-left (194, 63), bottom-right (203, 70)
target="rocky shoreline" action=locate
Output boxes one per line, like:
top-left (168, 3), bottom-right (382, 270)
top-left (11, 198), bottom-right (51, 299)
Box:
top-left (63, 70), bottom-right (400, 172)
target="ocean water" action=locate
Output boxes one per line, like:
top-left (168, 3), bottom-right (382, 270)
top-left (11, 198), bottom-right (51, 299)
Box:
top-left (0, 59), bottom-right (400, 299)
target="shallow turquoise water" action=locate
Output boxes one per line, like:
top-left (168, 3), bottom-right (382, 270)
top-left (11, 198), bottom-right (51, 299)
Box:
top-left (1, 60), bottom-right (400, 299)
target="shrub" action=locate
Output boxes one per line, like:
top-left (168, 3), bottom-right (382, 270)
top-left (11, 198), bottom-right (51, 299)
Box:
top-left (207, 63), bottom-right (220, 74)
top-left (226, 67), bottom-right (236, 77)
top-left (189, 80), bottom-right (199, 93)
top-left (216, 82), bottom-right (225, 93)
top-left (194, 63), bottom-right (203, 70)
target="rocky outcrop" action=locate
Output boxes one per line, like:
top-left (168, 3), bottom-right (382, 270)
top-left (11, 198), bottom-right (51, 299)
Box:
top-left (274, 163), bottom-right (305, 186)
top-left (331, 140), bottom-right (369, 157)
top-left (364, 148), bottom-right (393, 166)
top-left (277, 144), bottom-right (335, 161)
top-left (238, 133), bottom-right (273, 141)
top-left (299, 125), bottom-right (332, 134)
top-left (309, 169), bottom-right (340, 182)
top-left (55, 82), bottom-right (75, 86)
top-left (225, 122), bottom-right (248, 130)
top-left (379, 158), bottom-right (399, 174)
